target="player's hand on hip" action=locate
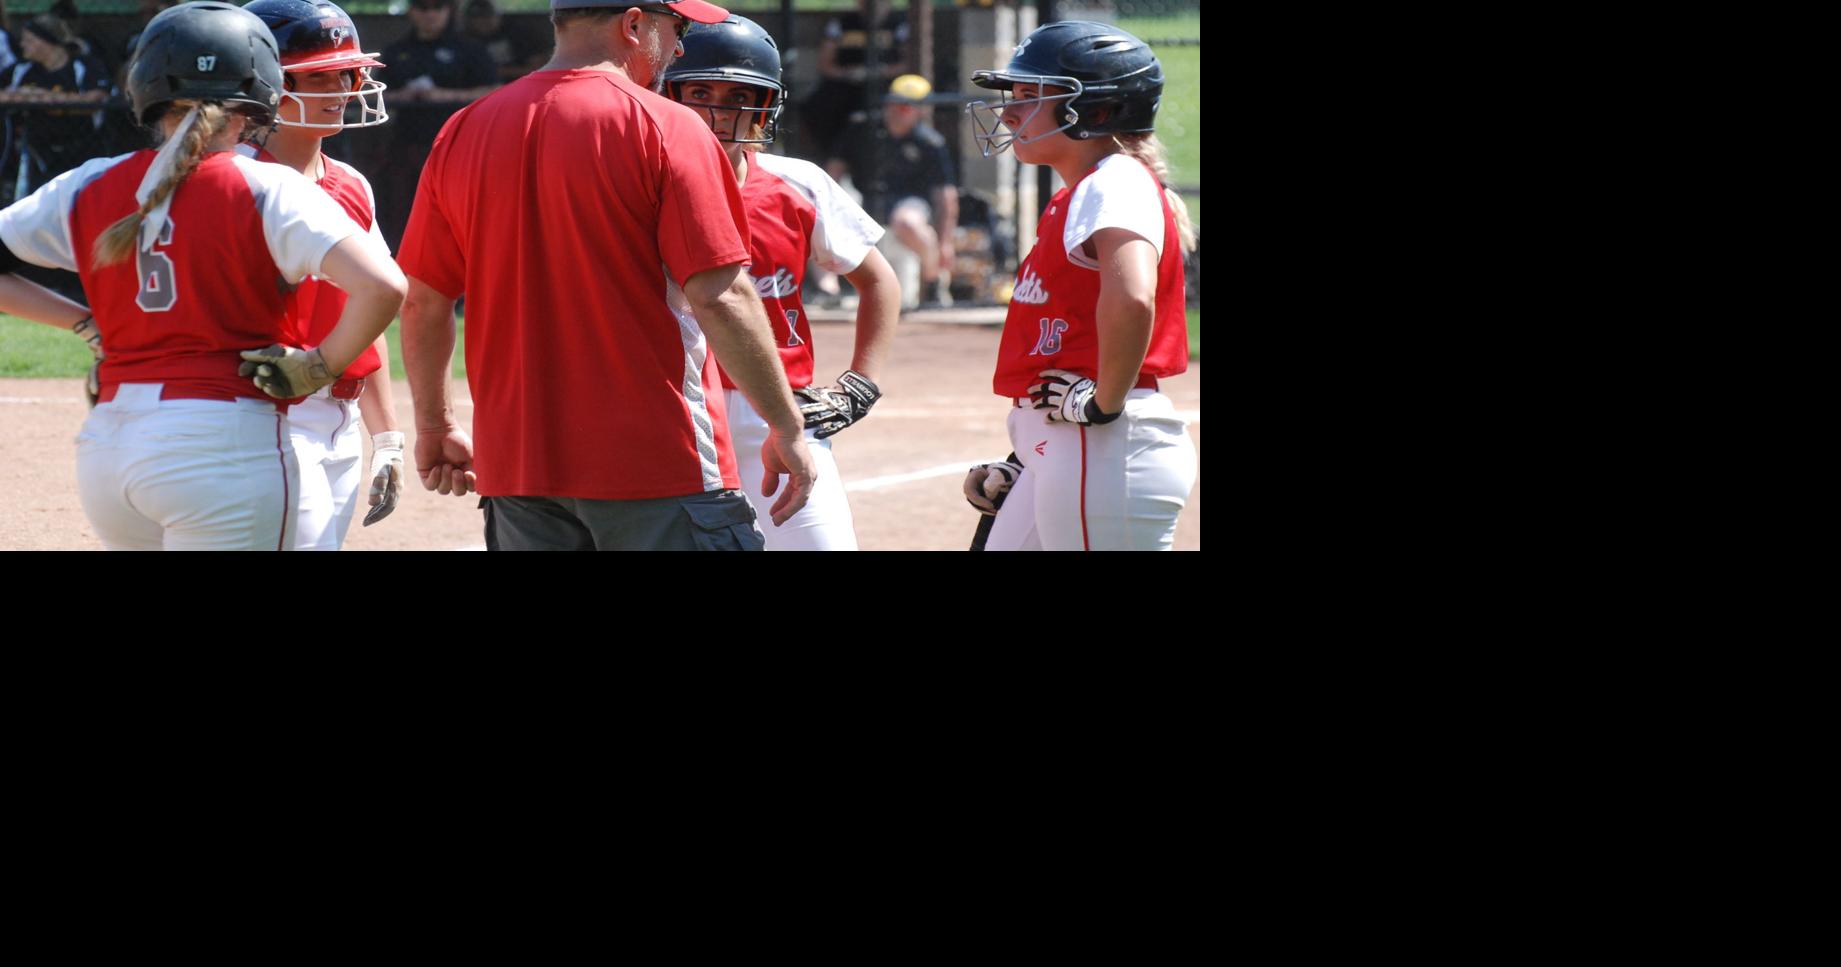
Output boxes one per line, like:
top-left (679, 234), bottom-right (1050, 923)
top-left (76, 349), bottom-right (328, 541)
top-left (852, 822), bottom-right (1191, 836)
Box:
top-left (1029, 368), bottom-right (1121, 425)
top-left (964, 457), bottom-right (1023, 515)
top-left (238, 344), bottom-right (337, 399)
top-left (795, 369), bottom-right (881, 439)
top-left (363, 431), bottom-right (406, 526)
top-left (415, 424), bottom-right (477, 497)
top-left (760, 429), bottom-right (817, 527)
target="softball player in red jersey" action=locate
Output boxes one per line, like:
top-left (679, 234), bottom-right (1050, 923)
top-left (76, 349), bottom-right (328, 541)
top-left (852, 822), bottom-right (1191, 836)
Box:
top-left (962, 22), bottom-right (1197, 551)
top-left (665, 15), bottom-right (900, 551)
top-left (0, 2), bottom-right (404, 551)
top-left (242, 0), bottom-right (405, 550)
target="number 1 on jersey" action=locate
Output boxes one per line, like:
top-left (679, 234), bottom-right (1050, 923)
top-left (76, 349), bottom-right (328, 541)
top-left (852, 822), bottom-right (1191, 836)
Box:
top-left (136, 219), bottom-right (178, 313)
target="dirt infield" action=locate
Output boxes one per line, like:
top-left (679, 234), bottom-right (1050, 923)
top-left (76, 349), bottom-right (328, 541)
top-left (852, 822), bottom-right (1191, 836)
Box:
top-left (0, 320), bottom-right (1199, 550)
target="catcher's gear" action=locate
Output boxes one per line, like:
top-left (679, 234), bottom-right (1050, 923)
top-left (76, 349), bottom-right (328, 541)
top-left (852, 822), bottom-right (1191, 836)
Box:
top-left (964, 456), bottom-right (1023, 516)
top-left (664, 14), bottom-right (785, 144)
top-left (966, 20), bottom-right (1163, 157)
top-left (362, 430), bottom-right (404, 526)
top-left (244, 0), bottom-right (389, 130)
top-left (1029, 368), bottom-right (1120, 425)
top-left (126, 2), bottom-right (284, 127)
top-left (74, 317), bottom-right (104, 408)
top-left (796, 369), bottom-right (881, 439)
top-left (238, 344), bottom-right (334, 399)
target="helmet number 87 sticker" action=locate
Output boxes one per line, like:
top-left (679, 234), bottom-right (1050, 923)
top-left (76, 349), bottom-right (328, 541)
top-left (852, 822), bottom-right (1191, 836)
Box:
top-left (1028, 317), bottom-right (1068, 355)
top-left (136, 219), bottom-right (178, 313)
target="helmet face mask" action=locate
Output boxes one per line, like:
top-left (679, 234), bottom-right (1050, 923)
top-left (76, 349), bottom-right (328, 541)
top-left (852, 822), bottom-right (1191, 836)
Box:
top-left (671, 79), bottom-right (781, 145)
top-left (965, 73), bottom-right (1083, 158)
top-left (278, 68), bottom-right (388, 130)
top-left (662, 15), bottom-right (785, 146)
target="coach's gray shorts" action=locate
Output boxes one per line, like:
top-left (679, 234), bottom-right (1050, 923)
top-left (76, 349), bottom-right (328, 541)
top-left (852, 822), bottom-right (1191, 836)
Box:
top-left (482, 490), bottom-right (765, 551)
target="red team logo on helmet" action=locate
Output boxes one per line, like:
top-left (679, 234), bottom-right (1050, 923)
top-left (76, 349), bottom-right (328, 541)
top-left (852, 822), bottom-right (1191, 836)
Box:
top-left (243, 0), bottom-right (388, 129)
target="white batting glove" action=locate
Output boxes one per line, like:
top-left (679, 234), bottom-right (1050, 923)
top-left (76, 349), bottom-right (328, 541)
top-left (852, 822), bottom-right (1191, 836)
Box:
top-left (238, 344), bottom-right (336, 399)
top-left (363, 431), bottom-right (405, 527)
top-left (1029, 368), bottom-right (1121, 425)
top-left (964, 457), bottom-right (1023, 515)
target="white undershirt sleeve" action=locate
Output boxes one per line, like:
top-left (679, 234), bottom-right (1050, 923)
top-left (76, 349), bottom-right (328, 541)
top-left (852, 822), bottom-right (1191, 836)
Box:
top-left (232, 154), bottom-right (367, 283)
top-left (757, 153), bottom-right (884, 274)
top-left (0, 153), bottom-right (133, 272)
top-left (1063, 154), bottom-right (1167, 270)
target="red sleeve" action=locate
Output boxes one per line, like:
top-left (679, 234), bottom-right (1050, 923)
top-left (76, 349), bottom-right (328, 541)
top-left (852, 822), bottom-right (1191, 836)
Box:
top-left (397, 141), bottom-right (465, 299)
top-left (655, 117), bottom-right (751, 286)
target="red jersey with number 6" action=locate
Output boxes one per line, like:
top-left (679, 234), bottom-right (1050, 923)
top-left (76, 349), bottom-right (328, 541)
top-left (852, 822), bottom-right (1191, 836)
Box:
top-left (0, 149), bottom-right (367, 402)
top-left (993, 153), bottom-right (1188, 398)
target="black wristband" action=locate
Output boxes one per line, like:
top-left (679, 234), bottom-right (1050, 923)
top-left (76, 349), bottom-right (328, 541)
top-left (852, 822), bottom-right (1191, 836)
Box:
top-left (1082, 397), bottom-right (1122, 425)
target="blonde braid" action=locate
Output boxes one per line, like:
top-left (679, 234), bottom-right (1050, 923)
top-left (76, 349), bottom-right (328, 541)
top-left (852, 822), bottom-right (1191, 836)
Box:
top-left (91, 102), bottom-right (230, 268)
top-left (1114, 133), bottom-right (1197, 256)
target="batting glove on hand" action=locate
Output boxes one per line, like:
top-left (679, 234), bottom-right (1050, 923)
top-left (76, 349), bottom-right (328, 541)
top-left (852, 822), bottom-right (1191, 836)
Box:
top-left (239, 344), bottom-right (335, 399)
top-left (1030, 368), bottom-right (1122, 425)
top-left (73, 317), bottom-right (104, 409)
top-left (796, 369), bottom-right (881, 439)
top-left (363, 431), bottom-right (405, 527)
top-left (72, 316), bottom-right (103, 359)
top-left (964, 456), bottom-right (1023, 515)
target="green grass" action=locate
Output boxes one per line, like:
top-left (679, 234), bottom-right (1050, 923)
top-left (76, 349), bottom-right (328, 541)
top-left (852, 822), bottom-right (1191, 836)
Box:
top-left (1115, 17), bottom-right (1201, 228)
top-left (1187, 308), bottom-right (1200, 360)
top-left (1, 314), bottom-right (465, 380)
top-left (0, 315), bottom-right (98, 377)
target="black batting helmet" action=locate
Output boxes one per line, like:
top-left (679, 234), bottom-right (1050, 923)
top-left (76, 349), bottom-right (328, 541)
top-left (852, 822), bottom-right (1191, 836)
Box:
top-left (126, 1), bottom-right (285, 127)
top-left (966, 20), bottom-right (1163, 157)
top-left (663, 15), bottom-right (785, 144)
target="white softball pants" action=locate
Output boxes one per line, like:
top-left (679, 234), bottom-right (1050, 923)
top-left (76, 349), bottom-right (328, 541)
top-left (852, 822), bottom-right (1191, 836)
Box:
top-left (985, 389), bottom-right (1196, 551)
top-left (724, 388), bottom-right (858, 551)
top-left (75, 383), bottom-right (300, 551)
top-left (287, 392), bottom-right (364, 551)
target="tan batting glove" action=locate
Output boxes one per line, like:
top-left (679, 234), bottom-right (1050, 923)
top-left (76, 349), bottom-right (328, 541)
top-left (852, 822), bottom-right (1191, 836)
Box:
top-left (238, 344), bottom-right (336, 399)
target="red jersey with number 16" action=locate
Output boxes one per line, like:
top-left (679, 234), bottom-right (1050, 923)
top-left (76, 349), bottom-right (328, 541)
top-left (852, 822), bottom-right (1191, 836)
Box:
top-left (0, 149), bottom-right (367, 403)
top-left (993, 153), bottom-right (1188, 398)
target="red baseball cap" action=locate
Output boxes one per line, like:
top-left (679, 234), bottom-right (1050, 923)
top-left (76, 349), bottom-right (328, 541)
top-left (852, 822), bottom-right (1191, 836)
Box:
top-left (548, 0), bottom-right (730, 24)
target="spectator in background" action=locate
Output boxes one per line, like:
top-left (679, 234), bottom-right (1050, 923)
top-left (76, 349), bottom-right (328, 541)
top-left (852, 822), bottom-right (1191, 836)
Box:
top-left (800, 0), bottom-right (910, 160)
top-left (5, 15), bottom-right (111, 196)
top-left (373, 0), bottom-right (496, 247)
top-left (49, 0), bottom-right (110, 78)
top-left (827, 74), bottom-right (958, 306)
top-left (463, 0), bottom-right (550, 82)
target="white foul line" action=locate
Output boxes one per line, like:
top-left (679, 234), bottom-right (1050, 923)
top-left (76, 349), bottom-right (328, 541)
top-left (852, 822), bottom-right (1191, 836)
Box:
top-left (845, 462), bottom-right (976, 492)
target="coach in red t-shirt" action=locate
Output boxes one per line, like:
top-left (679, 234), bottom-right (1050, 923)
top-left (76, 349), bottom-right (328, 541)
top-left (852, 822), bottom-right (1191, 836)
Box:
top-left (397, 0), bottom-right (816, 550)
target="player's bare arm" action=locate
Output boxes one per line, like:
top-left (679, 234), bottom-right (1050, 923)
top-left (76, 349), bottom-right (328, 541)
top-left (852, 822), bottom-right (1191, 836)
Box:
top-left (1090, 226), bottom-right (1159, 416)
top-left (682, 261), bottom-right (816, 525)
top-left (0, 273), bottom-right (93, 330)
top-left (841, 247), bottom-right (901, 384)
top-left (314, 236), bottom-right (408, 373)
top-left (399, 275), bottom-right (475, 497)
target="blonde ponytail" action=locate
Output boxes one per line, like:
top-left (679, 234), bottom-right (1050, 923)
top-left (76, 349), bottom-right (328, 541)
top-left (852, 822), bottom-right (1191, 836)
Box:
top-left (91, 102), bottom-right (231, 268)
top-left (1114, 132), bottom-right (1197, 256)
